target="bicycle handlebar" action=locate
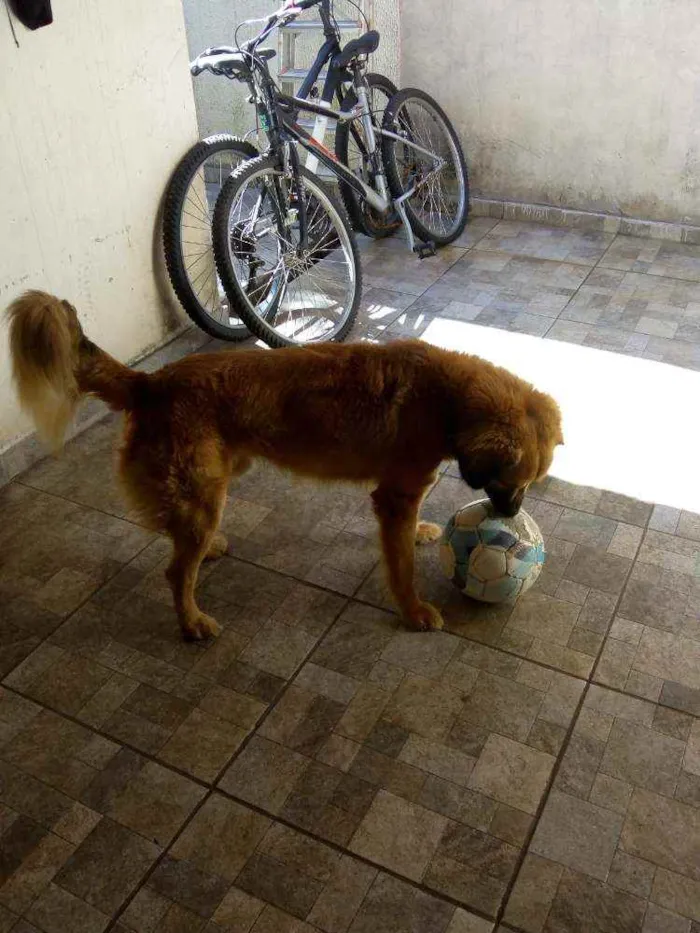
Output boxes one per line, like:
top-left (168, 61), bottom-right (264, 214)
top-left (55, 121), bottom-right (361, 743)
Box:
top-left (190, 0), bottom-right (323, 78)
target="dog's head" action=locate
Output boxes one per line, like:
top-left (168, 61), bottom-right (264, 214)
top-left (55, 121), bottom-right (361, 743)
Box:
top-left (455, 389), bottom-right (563, 518)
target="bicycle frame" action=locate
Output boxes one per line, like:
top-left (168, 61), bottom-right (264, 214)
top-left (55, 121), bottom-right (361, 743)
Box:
top-left (276, 92), bottom-right (447, 215)
top-left (239, 0), bottom-right (449, 253)
top-left (270, 0), bottom-right (355, 173)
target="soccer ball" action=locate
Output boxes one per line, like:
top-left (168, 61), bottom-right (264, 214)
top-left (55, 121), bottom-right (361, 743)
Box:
top-left (440, 499), bottom-right (545, 603)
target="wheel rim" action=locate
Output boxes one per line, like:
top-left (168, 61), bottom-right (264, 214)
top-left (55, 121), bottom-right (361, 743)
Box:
top-left (179, 148), bottom-right (251, 332)
top-left (391, 97), bottom-right (465, 240)
top-left (224, 167), bottom-right (357, 345)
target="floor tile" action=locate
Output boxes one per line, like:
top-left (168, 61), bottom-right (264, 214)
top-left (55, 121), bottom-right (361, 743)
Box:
top-left (218, 464), bottom-right (377, 595)
top-left (419, 251), bottom-right (589, 322)
top-left (600, 236), bottom-right (700, 283)
top-left (0, 690), bottom-right (202, 928)
top-left (505, 684), bottom-right (700, 931)
top-left (219, 604), bottom-right (583, 916)
top-left (349, 790), bottom-right (448, 881)
top-left (131, 794), bottom-right (479, 931)
top-left (452, 216), bottom-right (501, 249)
top-left (594, 529), bottom-right (700, 703)
top-left (0, 484), bottom-right (154, 682)
top-left (478, 221), bottom-right (614, 265)
top-left (3, 551), bottom-right (343, 781)
top-left (559, 268), bottom-right (700, 358)
top-left (17, 416), bottom-right (135, 520)
top-left (348, 286), bottom-right (417, 342)
top-left (363, 246), bottom-right (465, 296)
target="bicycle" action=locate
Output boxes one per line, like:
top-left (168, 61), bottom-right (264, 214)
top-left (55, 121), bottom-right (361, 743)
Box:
top-left (210, 0), bottom-right (470, 348)
top-left (162, 0), bottom-right (398, 342)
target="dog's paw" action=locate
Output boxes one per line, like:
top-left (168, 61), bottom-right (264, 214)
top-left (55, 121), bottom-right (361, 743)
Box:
top-left (183, 612), bottom-right (221, 641)
top-left (204, 533), bottom-right (228, 561)
top-left (405, 601), bottom-right (444, 632)
top-left (415, 521), bottom-right (442, 545)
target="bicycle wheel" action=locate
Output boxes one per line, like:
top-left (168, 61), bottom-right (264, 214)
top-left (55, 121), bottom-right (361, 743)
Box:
top-left (162, 135), bottom-right (257, 341)
top-left (212, 155), bottom-right (361, 348)
top-left (334, 72), bottom-right (400, 239)
top-left (381, 88), bottom-right (469, 246)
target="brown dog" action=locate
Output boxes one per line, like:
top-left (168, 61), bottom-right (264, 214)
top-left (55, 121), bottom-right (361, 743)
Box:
top-left (7, 291), bottom-right (563, 639)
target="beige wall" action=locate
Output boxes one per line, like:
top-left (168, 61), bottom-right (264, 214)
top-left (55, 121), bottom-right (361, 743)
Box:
top-left (0, 0), bottom-right (198, 451)
top-left (401, 0), bottom-right (700, 225)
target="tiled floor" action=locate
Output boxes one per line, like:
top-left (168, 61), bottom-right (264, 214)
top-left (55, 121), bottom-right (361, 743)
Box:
top-left (355, 219), bottom-right (700, 370)
top-left (2, 217), bottom-right (700, 933)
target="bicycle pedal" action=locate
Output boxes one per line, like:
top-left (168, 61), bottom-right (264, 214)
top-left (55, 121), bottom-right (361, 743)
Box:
top-left (413, 241), bottom-right (437, 259)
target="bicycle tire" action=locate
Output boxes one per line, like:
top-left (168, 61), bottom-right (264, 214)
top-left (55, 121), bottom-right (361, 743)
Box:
top-left (162, 134), bottom-right (257, 341)
top-left (381, 88), bottom-right (469, 246)
top-left (212, 155), bottom-right (362, 349)
top-left (334, 72), bottom-right (400, 239)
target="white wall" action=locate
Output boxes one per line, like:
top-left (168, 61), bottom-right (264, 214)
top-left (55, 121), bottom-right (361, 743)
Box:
top-left (401, 0), bottom-right (700, 225)
top-left (181, 0), bottom-right (271, 140)
top-left (0, 0), bottom-right (198, 451)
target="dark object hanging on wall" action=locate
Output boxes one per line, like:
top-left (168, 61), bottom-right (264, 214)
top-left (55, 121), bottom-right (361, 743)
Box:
top-left (8, 0), bottom-right (53, 29)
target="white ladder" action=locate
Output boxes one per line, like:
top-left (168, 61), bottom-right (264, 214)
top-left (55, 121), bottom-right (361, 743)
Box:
top-left (277, 6), bottom-right (365, 178)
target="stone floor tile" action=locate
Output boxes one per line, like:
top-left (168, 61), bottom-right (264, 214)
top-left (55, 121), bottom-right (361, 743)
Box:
top-left (477, 221), bottom-right (614, 265)
top-left (348, 790), bottom-right (448, 882)
top-left (596, 493), bottom-right (653, 529)
top-left (25, 882), bottom-right (110, 933)
top-left (3, 556), bottom-right (342, 780)
top-left (503, 853), bottom-right (563, 932)
top-left (219, 605), bottom-right (582, 915)
top-left (530, 790), bottom-right (624, 880)
top-left (131, 795), bottom-right (472, 931)
top-left (420, 251), bottom-right (589, 321)
top-left (347, 873), bottom-right (455, 933)
top-left (600, 237), bottom-right (700, 283)
top-left (363, 245), bottom-right (465, 296)
top-left (507, 683), bottom-right (700, 931)
top-left (543, 868), bottom-right (646, 933)
top-left (594, 538), bottom-right (700, 701)
top-left (677, 512), bottom-right (700, 544)
top-left (215, 466), bottom-right (376, 595)
top-left (54, 819), bottom-right (159, 916)
top-left (0, 694), bottom-right (204, 927)
top-left (450, 216), bottom-right (501, 249)
top-left (0, 484), bottom-right (156, 682)
top-left (347, 286), bottom-right (417, 342)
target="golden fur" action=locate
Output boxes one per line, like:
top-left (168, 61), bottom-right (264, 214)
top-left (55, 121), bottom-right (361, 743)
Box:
top-left (7, 291), bottom-right (563, 639)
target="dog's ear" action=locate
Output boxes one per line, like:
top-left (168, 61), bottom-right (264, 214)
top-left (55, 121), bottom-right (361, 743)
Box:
top-left (458, 427), bottom-right (523, 490)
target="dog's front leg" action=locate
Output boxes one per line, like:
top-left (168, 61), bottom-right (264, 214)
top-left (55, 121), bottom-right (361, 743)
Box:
top-left (372, 481), bottom-right (444, 632)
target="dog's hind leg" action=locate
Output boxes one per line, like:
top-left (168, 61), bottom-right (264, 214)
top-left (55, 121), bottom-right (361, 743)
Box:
top-left (165, 479), bottom-right (227, 641)
top-left (203, 454), bottom-right (252, 561)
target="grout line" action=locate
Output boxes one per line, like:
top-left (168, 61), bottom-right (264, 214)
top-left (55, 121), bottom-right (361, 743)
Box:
top-left (540, 261), bottom-right (603, 341)
top-left (102, 791), bottom-right (213, 933)
top-left (213, 776), bottom-right (498, 926)
top-left (2, 683), bottom-right (212, 796)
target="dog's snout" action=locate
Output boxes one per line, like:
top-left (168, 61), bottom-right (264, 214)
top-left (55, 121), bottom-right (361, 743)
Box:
top-left (485, 484), bottom-right (525, 518)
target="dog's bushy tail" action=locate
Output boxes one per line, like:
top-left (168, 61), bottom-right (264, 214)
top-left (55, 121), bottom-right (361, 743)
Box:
top-left (7, 290), bottom-right (149, 451)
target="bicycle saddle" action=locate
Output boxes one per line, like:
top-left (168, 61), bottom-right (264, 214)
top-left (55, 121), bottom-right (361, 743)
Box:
top-left (336, 30), bottom-right (379, 68)
top-left (190, 46), bottom-right (276, 77)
